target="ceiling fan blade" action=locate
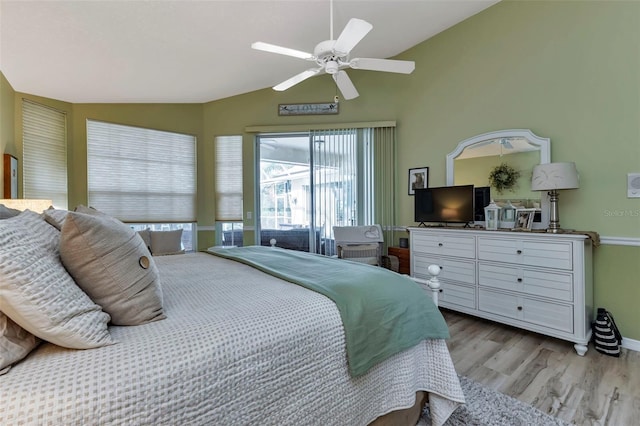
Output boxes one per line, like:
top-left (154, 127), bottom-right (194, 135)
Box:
top-left (333, 18), bottom-right (373, 55)
top-left (501, 138), bottom-right (514, 149)
top-left (273, 68), bottom-right (323, 91)
top-left (349, 58), bottom-right (415, 74)
top-left (251, 42), bottom-right (314, 60)
top-left (468, 140), bottom-right (494, 149)
top-left (332, 70), bottom-right (359, 100)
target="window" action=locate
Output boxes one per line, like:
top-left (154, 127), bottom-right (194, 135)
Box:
top-left (86, 120), bottom-right (197, 250)
top-left (22, 100), bottom-right (68, 208)
top-left (214, 135), bottom-right (243, 246)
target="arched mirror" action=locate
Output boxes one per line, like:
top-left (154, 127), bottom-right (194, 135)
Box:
top-left (446, 129), bottom-right (550, 230)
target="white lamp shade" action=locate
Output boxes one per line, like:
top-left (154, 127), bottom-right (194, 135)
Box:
top-left (531, 162), bottom-right (579, 191)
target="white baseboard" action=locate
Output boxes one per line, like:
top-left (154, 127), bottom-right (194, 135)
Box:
top-left (622, 337), bottom-right (640, 352)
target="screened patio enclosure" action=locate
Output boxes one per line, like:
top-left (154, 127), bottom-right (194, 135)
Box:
top-left (256, 130), bottom-right (362, 256)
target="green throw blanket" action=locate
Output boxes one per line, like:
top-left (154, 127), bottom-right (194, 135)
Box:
top-left (207, 246), bottom-right (449, 376)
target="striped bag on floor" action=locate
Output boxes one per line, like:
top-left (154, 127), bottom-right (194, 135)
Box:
top-left (592, 308), bottom-right (622, 357)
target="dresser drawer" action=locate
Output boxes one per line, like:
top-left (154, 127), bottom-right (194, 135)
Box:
top-left (478, 263), bottom-right (573, 302)
top-left (412, 233), bottom-right (476, 259)
top-left (478, 289), bottom-right (573, 334)
top-left (478, 237), bottom-right (573, 270)
top-left (414, 254), bottom-right (475, 285)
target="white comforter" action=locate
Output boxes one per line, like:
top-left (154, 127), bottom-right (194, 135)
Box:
top-left (0, 252), bottom-right (464, 426)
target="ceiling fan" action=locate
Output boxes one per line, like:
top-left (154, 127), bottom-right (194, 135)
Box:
top-left (470, 138), bottom-right (516, 150)
top-left (251, 0), bottom-right (415, 100)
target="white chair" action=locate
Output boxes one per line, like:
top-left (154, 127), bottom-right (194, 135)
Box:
top-left (333, 225), bottom-right (384, 266)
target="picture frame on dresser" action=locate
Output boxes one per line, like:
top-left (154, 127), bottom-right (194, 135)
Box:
top-left (514, 208), bottom-right (536, 230)
top-left (408, 167), bottom-right (429, 195)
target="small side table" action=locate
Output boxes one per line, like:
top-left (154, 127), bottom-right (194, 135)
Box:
top-left (387, 246), bottom-right (410, 275)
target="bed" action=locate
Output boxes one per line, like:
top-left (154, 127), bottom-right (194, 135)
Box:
top-left (0, 206), bottom-right (464, 426)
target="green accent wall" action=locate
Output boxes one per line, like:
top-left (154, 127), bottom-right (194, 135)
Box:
top-left (1, 1), bottom-right (639, 340)
top-left (1, 71), bottom-right (16, 192)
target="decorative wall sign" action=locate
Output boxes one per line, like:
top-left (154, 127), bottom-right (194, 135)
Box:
top-left (278, 102), bottom-right (339, 116)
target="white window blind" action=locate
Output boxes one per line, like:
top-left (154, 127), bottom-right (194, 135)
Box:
top-left (22, 99), bottom-right (68, 209)
top-left (214, 135), bottom-right (243, 221)
top-left (86, 120), bottom-right (196, 222)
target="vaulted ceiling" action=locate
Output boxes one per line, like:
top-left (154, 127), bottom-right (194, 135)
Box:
top-left (0, 0), bottom-right (498, 103)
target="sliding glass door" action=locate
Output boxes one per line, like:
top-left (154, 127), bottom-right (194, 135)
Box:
top-left (257, 130), bottom-right (359, 255)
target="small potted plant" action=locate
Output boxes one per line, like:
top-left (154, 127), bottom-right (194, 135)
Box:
top-left (488, 163), bottom-right (520, 194)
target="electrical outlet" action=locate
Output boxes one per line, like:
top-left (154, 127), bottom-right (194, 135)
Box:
top-left (628, 173), bottom-right (640, 198)
top-left (246, 211), bottom-right (252, 219)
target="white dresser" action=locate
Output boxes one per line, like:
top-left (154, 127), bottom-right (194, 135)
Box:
top-left (409, 227), bottom-right (594, 355)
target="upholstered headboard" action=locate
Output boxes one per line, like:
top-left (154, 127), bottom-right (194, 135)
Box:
top-left (0, 199), bottom-right (52, 212)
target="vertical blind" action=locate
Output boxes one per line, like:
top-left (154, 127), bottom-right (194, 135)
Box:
top-left (22, 99), bottom-right (68, 208)
top-left (311, 128), bottom-right (358, 256)
top-left (364, 126), bottom-right (396, 250)
top-left (214, 135), bottom-right (243, 221)
top-left (86, 120), bottom-right (196, 222)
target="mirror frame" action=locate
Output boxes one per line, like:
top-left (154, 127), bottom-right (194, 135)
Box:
top-left (446, 129), bottom-right (551, 230)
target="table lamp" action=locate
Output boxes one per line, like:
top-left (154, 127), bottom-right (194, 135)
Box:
top-left (531, 162), bottom-right (579, 233)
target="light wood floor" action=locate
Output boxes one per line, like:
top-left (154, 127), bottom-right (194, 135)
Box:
top-left (442, 309), bottom-right (640, 426)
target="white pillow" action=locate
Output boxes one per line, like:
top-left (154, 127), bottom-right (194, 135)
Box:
top-left (0, 311), bottom-right (40, 375)
top-left (150, 229), bottom-right (185, 256)
top-left (60, 212), bottom-right (166, 326)
top-left (0, 212), bottom-right (113, 349)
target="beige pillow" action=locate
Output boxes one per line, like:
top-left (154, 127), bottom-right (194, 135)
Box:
top-left (0, 311), bottom-right (40, 375)
top-left (138, 228), bottom-right (152, 251)
top-left (0, 213), bottom-right (113, 349)
top-left (60, 212), bottom-right (166, 326)
top-left (150, 229), bottom-right (185, 256)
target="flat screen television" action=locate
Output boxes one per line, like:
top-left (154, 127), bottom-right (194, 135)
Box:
top-left (414, 185), bottom-right (475, 225)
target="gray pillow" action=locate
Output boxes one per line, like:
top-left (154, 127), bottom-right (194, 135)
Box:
top-left (0, 212), bottom-right (113, 349)
top-left (60, 212), bottom-right (166, 326)
top-left (150, 229), bottom-right (185, 256)
top-left (0, 204), bottom-right (21, 219)
top-left (0, 311), bottom-right (40, 375)
top-left (43, 207), bottom-right (70, 230)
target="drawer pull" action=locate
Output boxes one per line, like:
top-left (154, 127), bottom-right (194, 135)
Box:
top-left (438, 243), bottom-right (443, 247)
top-left (517, 278), bottom-right (523, 283)
top-left (516, 250), bottom-right (522, 254)
top-left (517, 306), bottom-right (523, 311)
top-left (439, 289), bottom-right (443, 293)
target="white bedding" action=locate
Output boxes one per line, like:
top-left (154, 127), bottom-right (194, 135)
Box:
top-left (0, 252), bottom-right (464, 426)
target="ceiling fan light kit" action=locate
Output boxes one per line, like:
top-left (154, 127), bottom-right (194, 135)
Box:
top-left (251, 2), bottom-right (415, 100)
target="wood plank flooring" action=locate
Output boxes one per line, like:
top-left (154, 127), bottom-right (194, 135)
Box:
top-left (442, 309), bottom-right (640, 425)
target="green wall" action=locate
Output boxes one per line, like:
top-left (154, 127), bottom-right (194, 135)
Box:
top-left (2, 1), bottom-right (639, 340)
top-left (202, 1), bottom-right (640, 340)
top-left (1, 71), bottom-right (16, 192)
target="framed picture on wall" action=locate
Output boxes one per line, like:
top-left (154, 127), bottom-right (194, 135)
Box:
top-left (408, 167), bottom-right (429, 195)
top-left (3, 154), bottom-right (18, 199)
